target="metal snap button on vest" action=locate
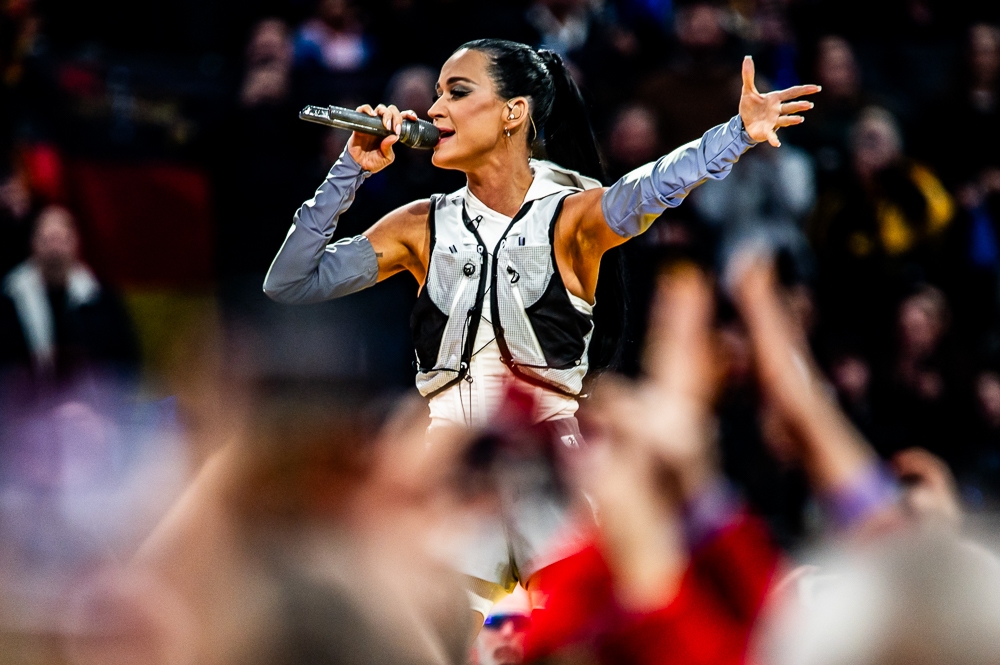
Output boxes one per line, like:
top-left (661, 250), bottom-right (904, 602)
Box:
top-left (463, 262), bottom-right (476, 277)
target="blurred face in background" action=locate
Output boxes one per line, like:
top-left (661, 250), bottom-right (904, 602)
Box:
top-left (386, 65), bottom-right (438, 119)
top-left (816, 36), bottom-right (860, 100)
top-left (851, 108), bottom-right (902, 180)
top-left (976, 371), bottom-right (1000, 428)
top-left (969, 24), bottom-right (1000, 88)
top-left (318, 0), bottom-right (357, 31)
top-left (607, 105), bottom-right (659, 170)
top-left (831, 354), bottom-right (871, 406)
top-left (241, 18), bottom-right (293, 106)
top-left (897, 289), bottom-right (948, 360)
top-left (31, 205), bottom-right (79, 285)
top-left (429, 49), bottom-right (510, 172)
top-left (675, 3), bottom-right (726, 50)
top-left (246, 19), bottom-right (292, 70)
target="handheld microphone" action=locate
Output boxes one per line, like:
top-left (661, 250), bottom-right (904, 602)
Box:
top-left (299, 105), bottom-right (441, 149)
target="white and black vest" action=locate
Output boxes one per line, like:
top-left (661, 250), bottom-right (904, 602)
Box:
top-left (411, 162), bottom-right (599, 399)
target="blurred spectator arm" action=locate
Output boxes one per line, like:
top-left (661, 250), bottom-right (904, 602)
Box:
top-left (731, 254), bottom-right (899, 531)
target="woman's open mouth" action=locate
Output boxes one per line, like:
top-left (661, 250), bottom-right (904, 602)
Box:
top-left (436, 128), bottom-right (455, 146)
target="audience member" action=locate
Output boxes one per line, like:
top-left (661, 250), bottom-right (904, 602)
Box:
top-left (637, 1), bottom-right (743, 150)
top-left (759, 534), bottom-right (1000, 665)
top-left (866, 286), bottom-right (966, 469)
top-left (471, 586), bottom-right (532, 665)
top-left (739, 0), bottom-right (800, 91)
top-left (212, 18), bottom-right (317, 295)
top-left (293, 0), bottom-right (372, 74)
top-left (604, 103), bottom-right (660, 182)
top-left (786, 36), bottom-right (870, 180)
top-left (916, 23), bottom-right (1000, 191)
top-left (915, 24), bottom-right (1000, 335)
top-left (810, 106), bottom-right (954, 346)
top-left (523, 0), bottom-right (643, 122)
top-left (292, 0), bottom-right (380, 102)
top-left (964, 368), bottom-right (1000, 505)
top-left (0, 160), bottom-right (33, 276)
top-left (828, 348), bottom-right (879, 443)
top-left (240, 18), bottom-right (295, 108)
top-left (0, 205), bottom-right (138, 379)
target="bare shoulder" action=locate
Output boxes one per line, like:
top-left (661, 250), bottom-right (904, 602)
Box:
top-left (364, 198), bottom-right (431, 242)
top-left (561, 188), bottom-right (607, 221)
top-left (557, 187), bottom-right (626, 255)
top-left (369, 198), bottom-right (431, 229)
top-left (364, 198), bottom-right (433, 282)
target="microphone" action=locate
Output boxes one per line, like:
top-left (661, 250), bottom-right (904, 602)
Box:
top-left (299, 105), bottom-right (440, 149)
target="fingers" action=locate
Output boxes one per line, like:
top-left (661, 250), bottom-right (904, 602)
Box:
top-left (379, 133), bottom-right (398, 158)
top-left (741, 55), bottom-right (758, 94)
top-left (374, 104), bottom-right (404, 134)
top-left (767, 129), bottom-right (781, 148)
top-left (401, 109), bottom-right (418, 122)
top-left (775, 115), bottom-right (804, 128)
top-left (780, 100), bottom-right (814, 115)
top-left (776, 84), bottom-right (822, 101)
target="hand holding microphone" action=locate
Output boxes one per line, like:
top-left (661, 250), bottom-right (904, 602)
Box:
top-left (299, 103), bottom-right (440, 173)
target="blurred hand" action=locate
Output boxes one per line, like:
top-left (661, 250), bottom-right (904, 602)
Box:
top-left (730, 248), bottom-right (881, 502)
top-left (593, 267), bottom-right (719, 498)
top-left (891, 447), bottom-right (962, 529)
top-left (346, 104), bottom-right (417, 173)
top-left (582, 266), bottom-right (721, 610)
top-left (739, 56), bottom-right (820, 148)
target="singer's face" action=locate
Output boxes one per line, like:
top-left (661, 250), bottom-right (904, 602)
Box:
top-left (429, 49), bottom-right (509, 171)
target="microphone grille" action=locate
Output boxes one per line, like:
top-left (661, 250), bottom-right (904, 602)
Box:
top-left (404, 120), bottom-right (441, 149)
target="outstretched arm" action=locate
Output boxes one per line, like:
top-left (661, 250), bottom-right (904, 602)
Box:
top-left (565, 57), bottom-right (820, 262)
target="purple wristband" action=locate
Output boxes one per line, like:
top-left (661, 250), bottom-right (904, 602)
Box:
top-left (822, 462), bottom-right (900, 530)
top-left (683, 478), bottom-right (743, 548)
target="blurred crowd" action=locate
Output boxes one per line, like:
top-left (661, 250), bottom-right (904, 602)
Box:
top-left (4, 0), bottom-right (1000, 663)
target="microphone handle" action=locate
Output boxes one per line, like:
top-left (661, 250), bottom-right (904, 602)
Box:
top-left (298, 105), bottom-right (440, 149)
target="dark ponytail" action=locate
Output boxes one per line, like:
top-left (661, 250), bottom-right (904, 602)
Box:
top-left (533, 50), bottom-right (606, 184)
top-left (458, 40), bottom-right (627, 374)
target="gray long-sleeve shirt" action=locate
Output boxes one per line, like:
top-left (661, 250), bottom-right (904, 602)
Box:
top-left (263, 116), bottom-right (755, 304)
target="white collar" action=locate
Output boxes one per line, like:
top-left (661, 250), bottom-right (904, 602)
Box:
top-left (458, 160), bottom-right (603, 217)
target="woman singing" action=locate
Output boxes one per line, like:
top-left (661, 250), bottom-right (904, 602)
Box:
top-left (263, 39), bottom-right (818, 623)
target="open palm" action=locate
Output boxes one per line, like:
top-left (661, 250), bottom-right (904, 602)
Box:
top-left (739, 56), bottom-right (821, 147)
